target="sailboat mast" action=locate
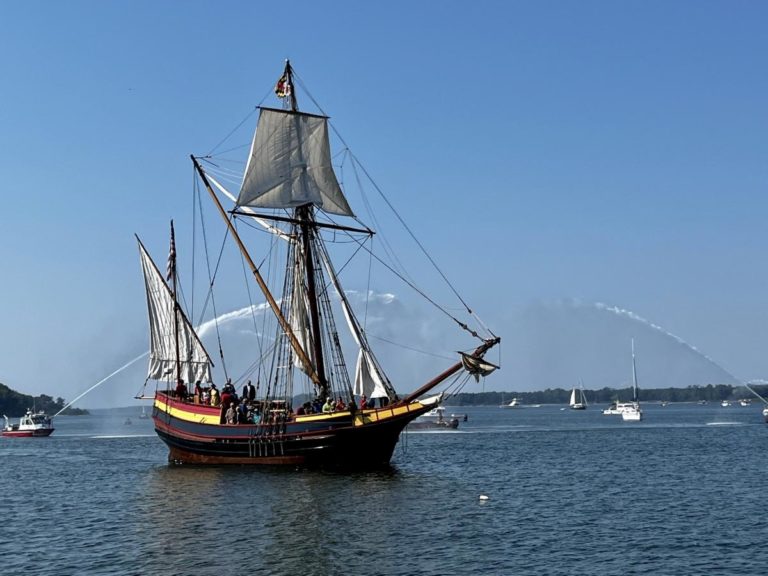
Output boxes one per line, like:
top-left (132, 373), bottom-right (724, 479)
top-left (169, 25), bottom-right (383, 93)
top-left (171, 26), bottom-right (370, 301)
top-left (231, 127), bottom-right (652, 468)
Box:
top-left (169, 220), bottom-right (181, 386)
top-left (298, 205), bottom-right (329, 398)
top-left (631, 338), bottom-right (638, 403)
top-left (191, 155), bottom-right (322, 388)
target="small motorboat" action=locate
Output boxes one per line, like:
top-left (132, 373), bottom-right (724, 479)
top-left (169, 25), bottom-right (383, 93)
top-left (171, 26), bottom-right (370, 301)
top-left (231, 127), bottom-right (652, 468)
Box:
top-left (2, 409), bottom-right (55, 437)
top-left (408, 405), bottom-right (459, 430)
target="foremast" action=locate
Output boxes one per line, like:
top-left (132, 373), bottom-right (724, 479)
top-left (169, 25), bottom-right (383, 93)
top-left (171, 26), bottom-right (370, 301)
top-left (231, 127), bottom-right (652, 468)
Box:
top-left (168, 221), bottom-right (182, 386)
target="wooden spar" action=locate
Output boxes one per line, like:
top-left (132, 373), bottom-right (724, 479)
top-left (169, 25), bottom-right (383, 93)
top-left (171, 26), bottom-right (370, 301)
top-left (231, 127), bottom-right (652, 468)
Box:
top-left (230, 210), bottom-right (374, 236)
top-left (299, 205), bottom-right (329, 399)
top-left (191, 155), bottom-right (322, 388)
top-left (401, 337), bottom-right (501, 404)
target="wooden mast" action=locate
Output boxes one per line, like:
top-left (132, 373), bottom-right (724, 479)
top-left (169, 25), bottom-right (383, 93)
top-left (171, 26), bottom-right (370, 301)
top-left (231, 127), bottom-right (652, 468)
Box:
top-left (280, 60), bottom-right (329, 399)
top-left (298, 205), bottom-right (329, 399)
top-left (285, 59), bottom-right (329, 400)
top-left (169, 220), bottom-right (181, 388)
top-left (191, 155), bottom-right (322, 388)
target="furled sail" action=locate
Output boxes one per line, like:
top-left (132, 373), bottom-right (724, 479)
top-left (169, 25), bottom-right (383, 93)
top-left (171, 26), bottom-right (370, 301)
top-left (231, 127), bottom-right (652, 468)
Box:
top-left (138, 241), bottom-right (213, 384)
top-left (460, 353), bottom-right (498, 382)
top-left (238, 108), bottom-right (354, 216)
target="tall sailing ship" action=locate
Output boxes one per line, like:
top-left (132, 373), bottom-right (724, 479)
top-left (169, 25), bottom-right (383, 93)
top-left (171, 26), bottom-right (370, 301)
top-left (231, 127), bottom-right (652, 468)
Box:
top-left (137, 62), bottom-right (500, 467)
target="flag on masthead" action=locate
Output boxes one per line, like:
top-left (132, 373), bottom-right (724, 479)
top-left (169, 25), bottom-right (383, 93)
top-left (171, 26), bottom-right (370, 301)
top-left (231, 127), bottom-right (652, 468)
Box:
top-left (275, 72), bottom-right (292, 98)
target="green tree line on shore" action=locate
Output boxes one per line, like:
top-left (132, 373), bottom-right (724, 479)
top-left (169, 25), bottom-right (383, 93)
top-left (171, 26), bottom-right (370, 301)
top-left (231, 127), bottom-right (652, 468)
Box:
top-left (0, 383), bottom-right (88, 416)
top-left (448, 384), bottom-right (768, 406)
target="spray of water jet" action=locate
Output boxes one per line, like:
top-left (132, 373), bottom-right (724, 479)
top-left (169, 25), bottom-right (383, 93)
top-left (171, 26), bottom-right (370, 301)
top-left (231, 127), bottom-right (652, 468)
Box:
top-left (53, 352), bottom-right (148, 417)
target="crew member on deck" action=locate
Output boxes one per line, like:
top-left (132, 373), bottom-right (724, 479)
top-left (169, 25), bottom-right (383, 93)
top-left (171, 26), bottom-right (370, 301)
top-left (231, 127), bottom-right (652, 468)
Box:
top-left (210, 384), bottom-right (220, 406)
top-left (243, 380), bottom-right (256, 402)
top-left (175, 379), bottom-right (187, 401)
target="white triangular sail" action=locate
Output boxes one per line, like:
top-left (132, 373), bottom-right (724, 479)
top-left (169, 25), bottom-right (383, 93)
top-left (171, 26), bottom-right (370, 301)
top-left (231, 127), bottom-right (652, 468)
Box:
top-left (138, 241), bottom-right (213, 384)
top-left (570, 387), bottom-right (577, 406)
top-left (238, 108), bottom-right (354, 216)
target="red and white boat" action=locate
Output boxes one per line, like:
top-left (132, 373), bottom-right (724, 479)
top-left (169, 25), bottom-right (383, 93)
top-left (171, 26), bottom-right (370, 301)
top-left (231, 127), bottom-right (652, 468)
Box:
top-left (2, 409), bottom-right (55, 437)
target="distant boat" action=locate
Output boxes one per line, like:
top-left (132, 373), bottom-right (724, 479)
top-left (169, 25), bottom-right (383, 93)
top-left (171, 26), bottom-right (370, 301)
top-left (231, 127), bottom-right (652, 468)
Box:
top-left (124, 417), bottom-right (133, 426)
top-left (602, 401), bottom-right (623, 415)
top-left (569, 381), bottom-right (588, 410)
top-left (408, 405), bottom-right (459, 430)
top-left (721, 400), bottom-right (731, 407)
top-left (621, 339), bottom-right (642, 422)
top-left (2, 409), bottom-right (54, 438)
top-left (138, 405), bottom-right (149, 420)
top-left (763, 406), bottom-right (768, 423)
top-left (739, 399), bottom-right (751, 407)
top-left (499, 394), bottom-right (520, 408)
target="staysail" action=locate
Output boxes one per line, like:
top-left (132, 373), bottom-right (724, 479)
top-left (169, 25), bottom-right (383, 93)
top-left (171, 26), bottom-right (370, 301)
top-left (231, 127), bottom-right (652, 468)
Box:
top-left (238, 108), bottom-right (354, 216)
top-left (138, 240), bottom-right (213, 384)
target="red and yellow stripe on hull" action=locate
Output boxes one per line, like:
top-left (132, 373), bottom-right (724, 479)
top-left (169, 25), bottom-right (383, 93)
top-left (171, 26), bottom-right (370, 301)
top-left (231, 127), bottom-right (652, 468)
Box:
top-left (150, 392), bottom-right (433, 467)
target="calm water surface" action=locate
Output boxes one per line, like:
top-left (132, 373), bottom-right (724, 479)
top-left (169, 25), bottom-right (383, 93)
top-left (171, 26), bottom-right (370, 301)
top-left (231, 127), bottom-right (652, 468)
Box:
top-left (1, 403), bottom-right (766, 575)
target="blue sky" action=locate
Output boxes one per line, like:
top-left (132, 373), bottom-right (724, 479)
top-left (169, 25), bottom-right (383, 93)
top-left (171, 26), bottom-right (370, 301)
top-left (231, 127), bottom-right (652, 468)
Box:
top-left (1, 1), bottom-right (767, 405)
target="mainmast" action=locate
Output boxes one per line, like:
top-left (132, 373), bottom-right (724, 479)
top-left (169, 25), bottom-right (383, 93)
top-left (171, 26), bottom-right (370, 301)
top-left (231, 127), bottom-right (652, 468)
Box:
top-left (191, 156), bottom-right (322, 388)
top-left (281, 59), bottom-right (330, 400)
top-left (298, 205), bottom-right (329, 398)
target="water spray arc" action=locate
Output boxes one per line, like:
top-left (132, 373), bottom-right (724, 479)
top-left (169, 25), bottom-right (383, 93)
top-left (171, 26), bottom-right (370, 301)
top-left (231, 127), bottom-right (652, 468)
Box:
top-left (53, 353), bottom-right (148, 417)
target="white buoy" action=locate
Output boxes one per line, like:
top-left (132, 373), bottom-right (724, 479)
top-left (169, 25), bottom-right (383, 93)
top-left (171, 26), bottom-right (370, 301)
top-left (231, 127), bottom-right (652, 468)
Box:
top-left (479, 495), bottom-right (489, 501)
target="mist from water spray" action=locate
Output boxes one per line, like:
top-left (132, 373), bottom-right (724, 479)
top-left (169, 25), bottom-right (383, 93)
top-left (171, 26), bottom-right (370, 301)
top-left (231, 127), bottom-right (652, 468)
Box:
top-left (594, 302), bottom-right (742, 383)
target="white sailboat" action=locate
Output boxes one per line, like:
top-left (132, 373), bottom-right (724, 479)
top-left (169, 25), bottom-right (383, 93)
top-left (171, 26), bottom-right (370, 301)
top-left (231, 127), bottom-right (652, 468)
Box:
top-left (621, 339), bottom-right (643, 422)
top-left (569, 381), bottom-right (588, 410)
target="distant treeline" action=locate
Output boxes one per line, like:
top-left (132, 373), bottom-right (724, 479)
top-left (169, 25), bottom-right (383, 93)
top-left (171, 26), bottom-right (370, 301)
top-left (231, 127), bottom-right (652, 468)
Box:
top-left (447, 384), bottom-right (768, 406)
top-left (0, 383), bottom-right (88, 416)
